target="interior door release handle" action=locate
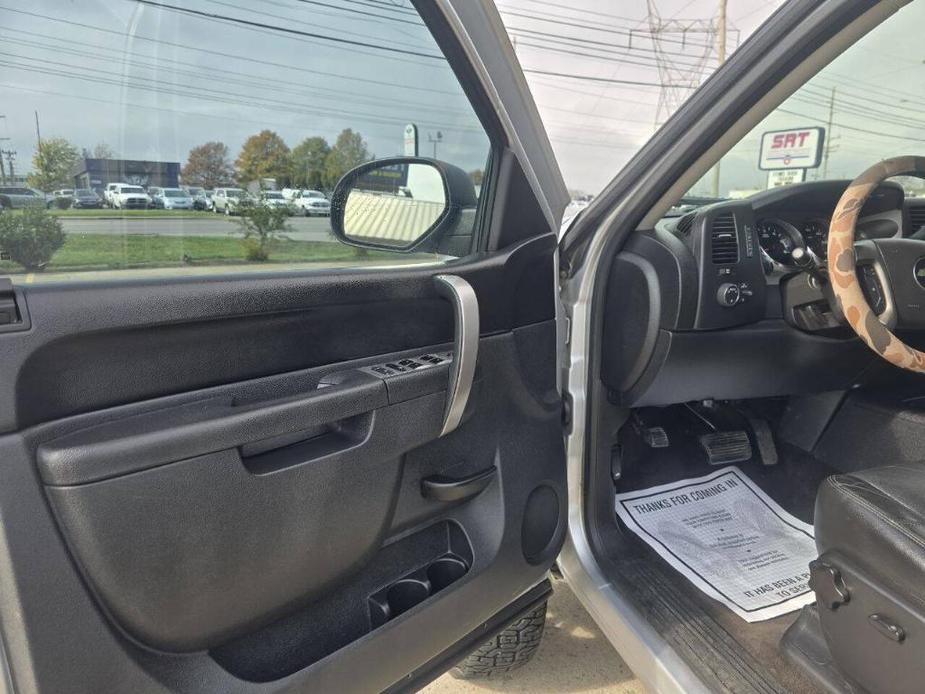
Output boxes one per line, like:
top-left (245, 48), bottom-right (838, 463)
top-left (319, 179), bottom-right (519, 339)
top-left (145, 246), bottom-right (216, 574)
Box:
top-left (433, 274), bottom-right (479, 437)
top-left (421, 466), bottom-right (497, 502)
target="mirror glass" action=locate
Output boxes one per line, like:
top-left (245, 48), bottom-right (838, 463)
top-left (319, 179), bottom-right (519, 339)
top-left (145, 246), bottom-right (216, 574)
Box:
top-left (342, 163), bottom-right (447, 247)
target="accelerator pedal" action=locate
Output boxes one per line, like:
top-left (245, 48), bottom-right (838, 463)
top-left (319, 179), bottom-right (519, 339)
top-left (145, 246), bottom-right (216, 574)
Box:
top-left (699, 431), bottom-right (752, 466)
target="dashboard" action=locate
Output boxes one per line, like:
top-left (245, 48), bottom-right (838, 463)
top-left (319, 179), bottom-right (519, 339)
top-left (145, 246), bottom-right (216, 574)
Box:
top-left (750, 180), bottom-right (905, 268)
top-left (600, 179), bottom-right (925, 408)
top-left (757, 218), bottom-right (828, 264)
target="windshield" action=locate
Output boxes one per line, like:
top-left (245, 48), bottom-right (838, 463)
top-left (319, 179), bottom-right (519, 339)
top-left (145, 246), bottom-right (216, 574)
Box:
top-left (304, 191), bottom-right (324, 198)
top-left (685, 2), bottom-right (925, 204)
top-left (226, 189), bottom-right (244, 198)
top-left (76, 189), bottom-right (94, 195)
top-left (263, 192), bottom-right (283, 199)
top-left (164, 190), bottom-right (187, 197)
top-left (120, 186), bottom-right (144, 194)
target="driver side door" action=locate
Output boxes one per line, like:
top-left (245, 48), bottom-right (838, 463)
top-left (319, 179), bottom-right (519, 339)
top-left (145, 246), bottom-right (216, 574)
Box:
top-left (0, 1), bottom-right (568, 692)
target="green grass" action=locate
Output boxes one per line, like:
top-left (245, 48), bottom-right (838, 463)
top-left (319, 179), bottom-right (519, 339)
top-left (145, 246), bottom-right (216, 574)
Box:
top-left (48, 208), bottom-right (215, 218)
top-left (0, 233), bottom-right (406, 274)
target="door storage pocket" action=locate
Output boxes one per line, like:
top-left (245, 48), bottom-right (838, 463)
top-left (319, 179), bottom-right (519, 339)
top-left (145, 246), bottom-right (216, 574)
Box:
top-left (210, 520), bottom-right (473, 682)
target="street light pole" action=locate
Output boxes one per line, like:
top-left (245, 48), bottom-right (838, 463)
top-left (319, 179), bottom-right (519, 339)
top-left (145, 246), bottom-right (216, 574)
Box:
top-left (427, 131), bottom-right (443, 159)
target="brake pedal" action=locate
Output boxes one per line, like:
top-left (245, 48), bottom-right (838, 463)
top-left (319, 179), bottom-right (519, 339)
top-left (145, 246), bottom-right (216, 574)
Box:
top-left (699, 431), bottom-right (752, 465)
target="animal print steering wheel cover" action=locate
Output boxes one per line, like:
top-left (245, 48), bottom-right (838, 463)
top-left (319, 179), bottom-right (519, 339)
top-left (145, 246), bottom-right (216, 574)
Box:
top-left (827, 156), bottom-right (925, 372)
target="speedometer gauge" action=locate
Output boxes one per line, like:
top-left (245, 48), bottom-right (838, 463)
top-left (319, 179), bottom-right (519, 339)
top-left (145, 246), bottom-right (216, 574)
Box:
top-left (801, 220), bottom-right (829, 259)
top-left (757, 220), bottom-right (800, 265)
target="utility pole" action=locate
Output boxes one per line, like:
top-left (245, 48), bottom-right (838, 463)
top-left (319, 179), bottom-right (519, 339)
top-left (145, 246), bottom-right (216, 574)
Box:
top-left (710, 0), bottom-right (728, 197)
top-left (0, 140), bottom-right (8, 185)
top-left (0, 115), bottom-right (6, 185)
top-left (822, 87), bottom-right (836, 179)
top-left (2, 150), bottom-right (16, 182)
top-left (34, 110), bottom-right (42, 150)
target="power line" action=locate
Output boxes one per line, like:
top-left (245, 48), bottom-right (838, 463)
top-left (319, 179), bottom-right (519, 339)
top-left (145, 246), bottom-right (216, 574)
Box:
top-left (0, 7), bottom-right (454, 96)
top-left (496, 7), bottom-right (716, 51)
top-left (497, 0), bottom-right (642, 24)
top-left (522, 67), bottom-right (687, 88)
top-left (0, 33), bottom-right (472, 119)
top-left (125, 0), bottom-right (446, 60)
top-left (776, 108), bottom-right (925, 144)
top-left (507, 24), bottom-right (719, 65)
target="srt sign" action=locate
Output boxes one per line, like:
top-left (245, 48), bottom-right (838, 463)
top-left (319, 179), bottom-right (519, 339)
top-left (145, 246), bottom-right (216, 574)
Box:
top-left (758, 127), bottom-right (825, 170)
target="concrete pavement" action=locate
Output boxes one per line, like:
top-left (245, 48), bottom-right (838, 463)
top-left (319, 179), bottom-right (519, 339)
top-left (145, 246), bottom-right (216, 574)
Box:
top-left (422, 576), bottom-right (644, 694)
top-left (60, 214), bottom-right (335, 242)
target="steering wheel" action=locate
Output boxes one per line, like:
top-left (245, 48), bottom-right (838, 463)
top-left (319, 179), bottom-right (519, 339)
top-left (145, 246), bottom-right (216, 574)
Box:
top-left (828, 156), bottom-right (925, 372)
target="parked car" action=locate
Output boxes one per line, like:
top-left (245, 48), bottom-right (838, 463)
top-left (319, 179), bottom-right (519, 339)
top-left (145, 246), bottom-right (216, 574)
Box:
top-left (48, 188), bottom-right (74, 209)
top-left (291, 189), bottom-right (330, 217)
top-left (150, 187), bottom-right (195, 210)
top-left (0, 186), bottom-right (46, 209)
top-left (184, 187), bottom-right (211, 211)
top-left (103, 182), bottom-right (124, 208)
top-left (71, 189), bottom-right (103, 209)
top-left (257, 190), bottom-right (293, 214)
top-left (211, 187), bottom-right (247, 215)
top-left (110, 184), bottom-right (151, 210)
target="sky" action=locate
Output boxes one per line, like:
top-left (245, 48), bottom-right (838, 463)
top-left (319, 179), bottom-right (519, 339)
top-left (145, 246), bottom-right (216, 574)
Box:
top-left (2, 1), bottom-right (924, 198)
top-left (496, 0), bottom-right (787, 194)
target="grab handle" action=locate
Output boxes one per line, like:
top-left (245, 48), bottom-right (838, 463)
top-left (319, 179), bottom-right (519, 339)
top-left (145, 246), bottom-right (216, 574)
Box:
top-left (433, 275), bottom-right (478, 437)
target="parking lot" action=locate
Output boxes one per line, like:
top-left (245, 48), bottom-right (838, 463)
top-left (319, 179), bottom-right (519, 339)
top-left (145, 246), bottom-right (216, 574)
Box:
top-left (58, 213), bottom-right (334, 242)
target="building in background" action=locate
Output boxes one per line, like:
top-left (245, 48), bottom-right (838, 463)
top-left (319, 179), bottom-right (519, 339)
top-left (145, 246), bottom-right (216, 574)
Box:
top-left (73, 158), bottom-right (180, 194)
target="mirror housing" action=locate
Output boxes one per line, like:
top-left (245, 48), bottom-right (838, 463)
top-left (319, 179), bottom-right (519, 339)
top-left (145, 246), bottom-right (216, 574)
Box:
top-left (329, 157), bottom-right (478, 253)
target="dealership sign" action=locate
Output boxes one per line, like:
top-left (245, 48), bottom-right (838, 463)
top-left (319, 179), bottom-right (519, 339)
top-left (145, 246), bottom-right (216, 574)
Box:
top-left (767, 169), bottom-right (805, 188)
top-left (758, 127), bottom-right (824, 170)
top-left (403, 123), bottom-right (418, 157)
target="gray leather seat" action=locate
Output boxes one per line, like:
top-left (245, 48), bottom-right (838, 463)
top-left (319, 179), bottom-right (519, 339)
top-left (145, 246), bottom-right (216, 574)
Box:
top-left (811, 466), bottom-right (925, 694)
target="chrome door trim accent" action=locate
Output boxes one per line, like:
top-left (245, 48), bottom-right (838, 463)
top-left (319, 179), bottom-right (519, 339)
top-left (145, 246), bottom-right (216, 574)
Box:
top-left (434, 275), bottom-right (479, 437)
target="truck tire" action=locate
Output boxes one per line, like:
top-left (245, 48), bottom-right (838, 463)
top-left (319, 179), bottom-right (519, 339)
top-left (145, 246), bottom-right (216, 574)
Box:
top-left (451, 601), bottom-right (547, 679)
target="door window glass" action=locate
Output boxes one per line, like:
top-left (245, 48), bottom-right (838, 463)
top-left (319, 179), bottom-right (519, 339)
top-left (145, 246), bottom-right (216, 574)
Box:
top-left (0, 1), bottom-right (491, 282)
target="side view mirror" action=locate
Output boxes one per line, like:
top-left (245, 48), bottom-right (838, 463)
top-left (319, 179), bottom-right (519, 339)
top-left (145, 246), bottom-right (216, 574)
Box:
top-left (329, 157), bottom-right (478, 252)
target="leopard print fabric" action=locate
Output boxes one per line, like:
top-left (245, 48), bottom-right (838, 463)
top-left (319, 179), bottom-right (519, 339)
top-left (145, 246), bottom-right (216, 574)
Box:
top-left (827, 156), bottom-right (925, 372)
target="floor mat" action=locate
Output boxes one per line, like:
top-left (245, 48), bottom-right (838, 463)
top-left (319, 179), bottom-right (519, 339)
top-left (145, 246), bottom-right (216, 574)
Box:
top-left (615, 466), bottom-right (817, 622)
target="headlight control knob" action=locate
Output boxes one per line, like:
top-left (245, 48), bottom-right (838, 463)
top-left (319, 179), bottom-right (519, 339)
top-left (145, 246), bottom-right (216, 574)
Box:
top-left (717, 282), bottom-right (741, 307)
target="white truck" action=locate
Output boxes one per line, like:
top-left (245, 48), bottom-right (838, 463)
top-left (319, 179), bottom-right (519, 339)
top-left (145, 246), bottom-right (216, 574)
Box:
top-left (109, 184), bottom-right (152, 210)
top-left (290, 189), bottom-right (331, 217)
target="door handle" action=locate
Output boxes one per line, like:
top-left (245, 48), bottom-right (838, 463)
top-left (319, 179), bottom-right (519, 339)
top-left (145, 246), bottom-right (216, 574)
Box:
top-left (433, 275), bottom-right (479, 437)
top-left (421, 466), bottom-right (497, 502)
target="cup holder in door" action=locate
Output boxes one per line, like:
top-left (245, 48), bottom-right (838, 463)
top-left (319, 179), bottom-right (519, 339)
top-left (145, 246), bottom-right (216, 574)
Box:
top-left (387, 579), bottom-right (430, 618)
top-left (368, 551), bottom-right (471, 629)
top-left (426, 556), bottom-right (468, 593)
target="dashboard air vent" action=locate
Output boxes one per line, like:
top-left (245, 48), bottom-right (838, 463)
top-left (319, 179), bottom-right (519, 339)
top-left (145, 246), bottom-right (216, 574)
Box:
top-left (675, 212), bottom-right (696, 236)
top-left (710, 213), bottom-right (739, 264)
top-left (910, 205), bottom-right (925, 233)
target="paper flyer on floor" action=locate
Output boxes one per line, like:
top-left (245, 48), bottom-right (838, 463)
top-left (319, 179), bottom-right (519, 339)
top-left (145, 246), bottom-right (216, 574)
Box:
top-left (614, 466), bottom-right (816, 622)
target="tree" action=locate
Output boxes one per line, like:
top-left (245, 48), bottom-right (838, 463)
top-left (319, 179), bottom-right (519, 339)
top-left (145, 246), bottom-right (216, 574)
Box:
top-left (0, 208), bottom-right (66, 271)
top-left (324, 129), bottom-right (372, 188)
top-left (27, 137), bottom-right (79, 191)
top-left (290, 136), bottom-right (330, 189)
top-left (93, 143), bottom-right (116, 159)
top-left (233, 199), bottom-right (290, 261)
top-left (235, 130), bottom-right (291, 187)
top-left (81, 143), bottom-right (117, 160)
top-left (182, 141), bottom-right (235, 189)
